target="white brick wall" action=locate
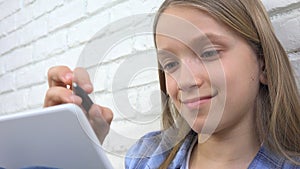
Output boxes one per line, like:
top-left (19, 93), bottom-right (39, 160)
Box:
top-left (0, 0), bottom-right (299, 168)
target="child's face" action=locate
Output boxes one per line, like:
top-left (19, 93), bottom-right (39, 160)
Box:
top-left (156, 6), bottom-right (264, 137)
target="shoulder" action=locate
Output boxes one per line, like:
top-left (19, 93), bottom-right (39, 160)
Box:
top-left (125, 130), bottom-right (170, 169)
top-left (250, 145), bottom-right (300, 169)
top-left (282, 156), bottom-right (300, 169)
top-left (126, 130), bottom-right (164, 158)
top-left (125, 130), bottom-right (197, 169)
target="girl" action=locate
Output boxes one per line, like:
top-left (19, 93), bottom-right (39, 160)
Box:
top-left (45, 0), bottom-right (300, 168)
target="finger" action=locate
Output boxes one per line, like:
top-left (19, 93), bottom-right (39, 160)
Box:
top-left (89, 105), bottom-right (113, 124)
top-left (73, 67), bottom-right (93, 94)
top-left (88, 104), bottom-right (113, 143)
top-left (48, 66), bottom-right (73, 88)
top-left (100, 107), bottom-right (114, 125)
top-left (44, 86), bottom-right (82, 107)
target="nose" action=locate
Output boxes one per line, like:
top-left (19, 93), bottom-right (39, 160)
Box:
top-left (176, 57), bottom-right (206, 91)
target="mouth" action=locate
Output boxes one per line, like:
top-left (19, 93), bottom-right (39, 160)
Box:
top-left (180, 93), bottom-right (217, 109)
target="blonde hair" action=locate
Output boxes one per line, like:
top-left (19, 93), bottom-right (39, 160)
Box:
top-left (154, 0), bottom-right (300, 168)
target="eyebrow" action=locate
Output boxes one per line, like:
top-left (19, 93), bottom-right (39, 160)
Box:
top-left (156, 33), bottom-right (228, 56)
top-left (156, 49), bottom-right (174, 59)
top-left (190, 33), bottom-right (228, 46)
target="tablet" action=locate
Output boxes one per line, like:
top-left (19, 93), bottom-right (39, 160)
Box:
top-left (0, 104), bottom-right (114, 169)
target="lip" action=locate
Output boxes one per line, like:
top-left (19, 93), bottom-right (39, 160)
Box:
top-left (180, 94), bottom-right (216, 109)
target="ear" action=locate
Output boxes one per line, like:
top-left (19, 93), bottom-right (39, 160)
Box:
top-left (259, 70), bottom-right (268, 85)
top-left (259, 61), bottom-right (268, 85)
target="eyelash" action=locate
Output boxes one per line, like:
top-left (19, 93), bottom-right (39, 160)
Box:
top-left (201, 49), bottom-right (220, 58)
top-left (163, 61), bottom-right (179, 72)
top-left (160, 48), bottom-right (221, 72)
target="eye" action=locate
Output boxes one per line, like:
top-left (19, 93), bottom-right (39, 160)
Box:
top-left (163, 61), bottom-right (179, 73)
top-left (201, 49), bottom-right (220, 58)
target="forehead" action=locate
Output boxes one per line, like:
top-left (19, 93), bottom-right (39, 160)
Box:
top-left (155, 6), bottom-right (235, 46)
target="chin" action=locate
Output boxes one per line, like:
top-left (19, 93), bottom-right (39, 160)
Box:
top-left (190, 119), bottom-right (219, 135)
top-left (189, 119), bottom-right (205, 133)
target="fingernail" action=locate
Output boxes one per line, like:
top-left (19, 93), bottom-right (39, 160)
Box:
top-left (83, 84), bottom-right (93, 92)
top-left (65, 73), bottom-right (73, 81)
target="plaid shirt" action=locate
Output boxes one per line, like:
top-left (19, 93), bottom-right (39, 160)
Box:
top-left (125, 130), bottom-right (300, 169)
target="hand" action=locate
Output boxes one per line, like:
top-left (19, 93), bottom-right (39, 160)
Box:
top-left (44, 66), bottom-right (113, 144)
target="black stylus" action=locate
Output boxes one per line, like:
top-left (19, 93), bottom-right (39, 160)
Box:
top-left (72, 82), bottom-right (93, 118)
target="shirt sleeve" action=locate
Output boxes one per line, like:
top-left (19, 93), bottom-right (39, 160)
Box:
top-left (125, 130), bottom-right (170, 169)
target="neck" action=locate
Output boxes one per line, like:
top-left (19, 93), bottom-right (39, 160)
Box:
top-left (190, 120), bottom-right (260, 168)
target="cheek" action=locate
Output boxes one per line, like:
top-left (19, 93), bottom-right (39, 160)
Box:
top-left (165, 74), bottom-right (178, 99)
top-left (226, 61), bottom-right (260, 91)
top-left (221, 59), bottom-right (261, 115)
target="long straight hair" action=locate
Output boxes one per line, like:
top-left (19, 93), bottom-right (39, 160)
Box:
top-left (153, 0), bottom-right (300, 168)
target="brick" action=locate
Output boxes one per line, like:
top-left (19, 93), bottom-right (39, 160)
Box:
top-left (0, 56), bottom-right (5, 75)
top-left (14, 4), bottom-right (34, 30)
top-left (91, 62), bottom-right (116, 92)
top-left (67, 11), bottom-right (110, 47)
top-left (48, 0), bottom-right (86, 32)
top-left (109, 0), bottom-right (163, 22)
top-left (33, 30), bottom-right (67, 61)
top-left (77, 16), bottom-right (155, 65)
top-left (132, 35), bottom-right (155, 51)
top-left (271, 11), bottom-right (300, 52)
top-left (286, 52), bottom-right (300, 89)
top-left (128, 84), bottom-right (162, 115)
top-left (19, 14), bottom-right (48, 45)
top-left (22, 0), bottom-right (36, 6)
top-left (94, 60), bottom-right (127, 91)
top-left (93, 90), bottom-right (137, 120)
top-left (15, 61), bottom-right (47, 89)
top-left (94, 83), bottom-right (161, 120)
top-left (113, 51), bottom-right (158, 87)
top-left (5, 45), bottom-right (33, 72)
top-left (127, 0), bottom-right (164, 14)
top-left (27, 82), bottom-right (48, 108)
top-left (289, 52), bottom-right (300, 59)
top-left (0, 14), bottom-right (15, 36)
top-left (0, 30), bottom-right (20, 55)
top-left (86, 0), bottom-right (108, 14)
top-left (110, 2), bottom-right (134, 22)
top-left (55, 45), bottom-right (83, 69)
top-left (86, 0), bottom-right (121, 14)
top-left (32, 37), bottom-right (49, 61)
top-left (43, 56), bottom-right (59, 76)
top-left (0, 72), bottom-right (15, 94)
top-left (128, 69), bottom-right (159, 87)
top-left (72, 37), bottom-right (120, 69)
top-left (262, 0), bottom-right (300, 11)
top-left (47, 30), bottom-right (67, 56)
top-left (289, 52), bottom-right (300, 74)
top-left (100, 38), bottom-right (134, 63)
top-left (0, 0), bottom-right (20, 20)
top-left (31, 0), bottom-right (63, 19)
top-left (104, 51), bottom-right (158, 91)
top-left (0, 89), bottom-right (29, 114)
